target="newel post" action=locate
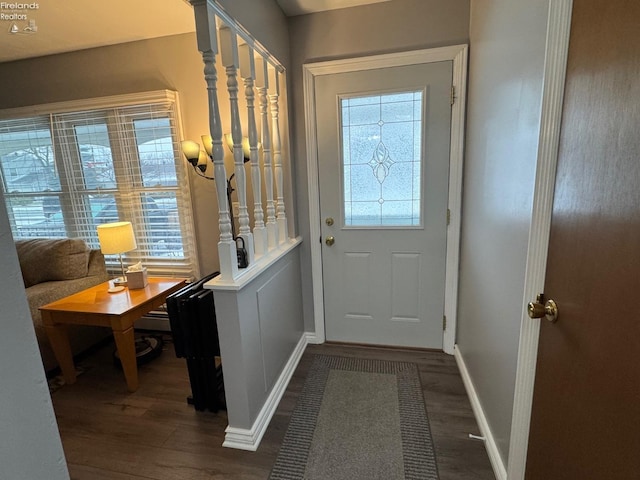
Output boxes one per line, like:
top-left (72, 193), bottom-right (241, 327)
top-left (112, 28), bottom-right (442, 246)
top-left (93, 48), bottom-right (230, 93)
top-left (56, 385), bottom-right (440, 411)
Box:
top-left (191, 0), bottom-right (237, 280)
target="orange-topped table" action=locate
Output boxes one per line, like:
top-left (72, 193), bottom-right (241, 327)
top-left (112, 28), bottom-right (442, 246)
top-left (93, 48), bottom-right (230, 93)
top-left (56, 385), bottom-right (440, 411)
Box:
top-left (40, 277), bottom-right (186, 392)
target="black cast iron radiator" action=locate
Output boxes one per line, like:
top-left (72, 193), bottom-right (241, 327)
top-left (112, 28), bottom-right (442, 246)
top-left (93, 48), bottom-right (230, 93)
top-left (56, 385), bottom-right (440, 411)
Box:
top-left (166, 271), bottom-right (225, 412)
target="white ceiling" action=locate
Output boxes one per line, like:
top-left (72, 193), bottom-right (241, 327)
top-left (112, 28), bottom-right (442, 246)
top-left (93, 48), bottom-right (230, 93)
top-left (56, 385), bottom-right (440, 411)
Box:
top-left (0, 0), bottom-right (391, 63)
top-left (0, 0), bottom-right (195, 63)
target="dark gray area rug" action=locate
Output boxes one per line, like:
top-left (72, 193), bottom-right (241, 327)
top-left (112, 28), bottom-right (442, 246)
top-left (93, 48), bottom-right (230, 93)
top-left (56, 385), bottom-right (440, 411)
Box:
top-left (269, 355), bottom-right (439, 479)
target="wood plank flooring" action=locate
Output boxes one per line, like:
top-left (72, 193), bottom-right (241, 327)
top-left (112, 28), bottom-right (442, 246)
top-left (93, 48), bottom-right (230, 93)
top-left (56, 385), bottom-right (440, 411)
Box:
top-left (51, 335), bottom-right (495, 479)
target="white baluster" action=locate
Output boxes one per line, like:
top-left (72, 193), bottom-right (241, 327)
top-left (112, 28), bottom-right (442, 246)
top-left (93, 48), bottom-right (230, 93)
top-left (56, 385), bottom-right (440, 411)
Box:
top-left (192, 1), bottom-right (237, 280)
top-left (239, 44), bottom-right (267, 258)
top-left (258, 58), bottom-right (278, 250)
top-left (269, 66), bottom-right (288, 244)
top-left (220, 28), bottom-right (254, 266)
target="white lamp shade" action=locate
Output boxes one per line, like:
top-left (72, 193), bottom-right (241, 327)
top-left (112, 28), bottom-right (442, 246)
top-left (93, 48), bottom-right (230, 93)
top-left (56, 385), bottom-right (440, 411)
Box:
top-left (181, 140), bottom-right (201, 164)
top-left (97, 221), bottom-right (137, 254)
top-left (201, 135), bottom-right (213, 156)
top-left (197, 150), bottom-right (208, 172)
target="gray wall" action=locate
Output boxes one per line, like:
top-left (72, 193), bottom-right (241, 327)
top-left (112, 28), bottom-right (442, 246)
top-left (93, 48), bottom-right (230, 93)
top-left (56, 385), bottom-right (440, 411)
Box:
top-left (0, 201), bottom-right (69, 478)
top-left (456, 0), bottom-right (550, 464)
top-left (0, 33), bottom-right (202, 110)
top-left (287, 0), bottom-right (470, 331)
top-left (215, 0), bottom-right (290, 68)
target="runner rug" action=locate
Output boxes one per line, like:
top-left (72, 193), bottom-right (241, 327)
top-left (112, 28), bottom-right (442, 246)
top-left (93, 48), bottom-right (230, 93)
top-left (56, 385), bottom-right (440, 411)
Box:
top-left (269, 354), bottom-right (439, 479)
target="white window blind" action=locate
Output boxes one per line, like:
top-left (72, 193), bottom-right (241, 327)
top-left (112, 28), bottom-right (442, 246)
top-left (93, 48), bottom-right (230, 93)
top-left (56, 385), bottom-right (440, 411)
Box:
top-left (0, 91), bottom-right (198, 280)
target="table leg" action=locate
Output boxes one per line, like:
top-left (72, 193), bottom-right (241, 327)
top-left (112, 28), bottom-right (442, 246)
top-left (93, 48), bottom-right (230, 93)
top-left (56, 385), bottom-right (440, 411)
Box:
top-left (42, 311), bottom-right (77, 385)
top-left (112, 324), bottom-right (139, 392)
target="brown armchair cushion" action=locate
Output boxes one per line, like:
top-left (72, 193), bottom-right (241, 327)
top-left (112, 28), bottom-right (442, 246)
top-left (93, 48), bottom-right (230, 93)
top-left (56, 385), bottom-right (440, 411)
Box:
top-left (16, 238), bottom-right (90, 288)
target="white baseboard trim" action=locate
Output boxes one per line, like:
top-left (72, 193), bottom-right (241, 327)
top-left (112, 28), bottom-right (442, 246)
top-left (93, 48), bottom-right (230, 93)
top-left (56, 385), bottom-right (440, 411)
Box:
top-left (223, 332), bottom-right (309, 451)
top-left (454, 345), bottom-right (507, 480)
top-left (304, 331), bottom-right (323, 345)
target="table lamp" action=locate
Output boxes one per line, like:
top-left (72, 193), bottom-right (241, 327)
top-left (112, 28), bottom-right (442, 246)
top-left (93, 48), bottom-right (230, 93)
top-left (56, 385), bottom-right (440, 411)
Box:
top-left (97, 221), bottom-right (137, 292)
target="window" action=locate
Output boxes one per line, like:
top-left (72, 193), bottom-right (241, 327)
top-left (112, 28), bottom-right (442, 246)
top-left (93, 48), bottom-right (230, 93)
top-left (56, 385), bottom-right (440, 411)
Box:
top-left (0, 91), bottom-right (198, 279)
top-left (340, 91), bottom-right (423, 227)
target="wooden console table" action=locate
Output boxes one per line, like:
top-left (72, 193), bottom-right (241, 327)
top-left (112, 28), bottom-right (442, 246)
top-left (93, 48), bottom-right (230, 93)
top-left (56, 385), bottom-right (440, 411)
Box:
top-left (40, 277), bottom-right (186, 392)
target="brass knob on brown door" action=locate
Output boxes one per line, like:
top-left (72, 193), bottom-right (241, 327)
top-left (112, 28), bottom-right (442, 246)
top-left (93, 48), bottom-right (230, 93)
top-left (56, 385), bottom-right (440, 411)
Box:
top-left (527, 301), bottom-right (546, 318)
top-left (325, 236), bottom-right (335, 246)
top-left (527, 296), bottom-right (559, 323)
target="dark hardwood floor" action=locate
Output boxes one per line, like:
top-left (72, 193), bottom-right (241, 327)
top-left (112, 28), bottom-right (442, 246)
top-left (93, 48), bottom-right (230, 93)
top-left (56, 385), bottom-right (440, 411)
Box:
top-left (51, 334), bottom-right (495, 479)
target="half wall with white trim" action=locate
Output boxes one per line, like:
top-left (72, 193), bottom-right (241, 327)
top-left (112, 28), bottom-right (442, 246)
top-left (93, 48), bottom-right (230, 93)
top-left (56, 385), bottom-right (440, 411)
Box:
top-left (206, 239), bottom-right (305, 450)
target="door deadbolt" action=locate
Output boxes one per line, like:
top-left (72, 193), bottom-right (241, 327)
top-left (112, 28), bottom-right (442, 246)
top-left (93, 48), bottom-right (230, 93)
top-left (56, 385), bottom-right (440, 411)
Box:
top-left (325, 236), bottom-right (335, 246)
top-left (527, 294), bottom-right (559, 323)
top-left (325, 217), bottom-right (334, 226)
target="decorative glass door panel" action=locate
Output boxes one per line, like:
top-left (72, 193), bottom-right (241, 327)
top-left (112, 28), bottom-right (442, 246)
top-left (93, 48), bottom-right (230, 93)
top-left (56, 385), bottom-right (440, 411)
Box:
top-left (341, 91), bottom-right (423, 227)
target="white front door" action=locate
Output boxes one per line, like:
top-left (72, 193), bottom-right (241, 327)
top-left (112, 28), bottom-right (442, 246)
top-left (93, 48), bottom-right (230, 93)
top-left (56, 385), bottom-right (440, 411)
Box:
top-left (315, 61), bottom-right (453, 349)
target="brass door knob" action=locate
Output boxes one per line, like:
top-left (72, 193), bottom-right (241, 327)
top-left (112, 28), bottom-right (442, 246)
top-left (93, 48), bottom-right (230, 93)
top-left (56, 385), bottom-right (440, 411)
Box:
top-left (325, 236), bottom-right (335, 246)
top-left (527, 298), bottom-right (559, 323)
top-left (325, 217), bottom-right (334, 226)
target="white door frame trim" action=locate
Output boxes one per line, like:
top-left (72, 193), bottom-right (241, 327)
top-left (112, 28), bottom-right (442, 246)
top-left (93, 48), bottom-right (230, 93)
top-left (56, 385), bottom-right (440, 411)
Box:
top-left (506, 1), bottom-right (573, 478)
top-left (303, 45), bottom-right (468, 354)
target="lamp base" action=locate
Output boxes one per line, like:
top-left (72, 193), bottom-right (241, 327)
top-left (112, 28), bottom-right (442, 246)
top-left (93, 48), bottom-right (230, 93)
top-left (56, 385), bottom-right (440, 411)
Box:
top-left (113, 277), bottom-right (128, 286)
top-left (108, 285), bottom-right (125, 293)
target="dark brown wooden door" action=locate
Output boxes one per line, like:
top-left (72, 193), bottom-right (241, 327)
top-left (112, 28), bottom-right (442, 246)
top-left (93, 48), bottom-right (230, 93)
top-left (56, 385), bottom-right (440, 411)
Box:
top-left (525, 1), bottom-right (640, 478)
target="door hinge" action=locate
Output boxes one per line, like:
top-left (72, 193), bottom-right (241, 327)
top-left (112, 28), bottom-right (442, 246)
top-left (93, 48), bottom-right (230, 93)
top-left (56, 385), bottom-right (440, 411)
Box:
top-left (443, 315), bottom-right (447, 331)
top-left (446, 208), bottom-right (451, 226)
top-left (450, 86), bottom-right (456, 106)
